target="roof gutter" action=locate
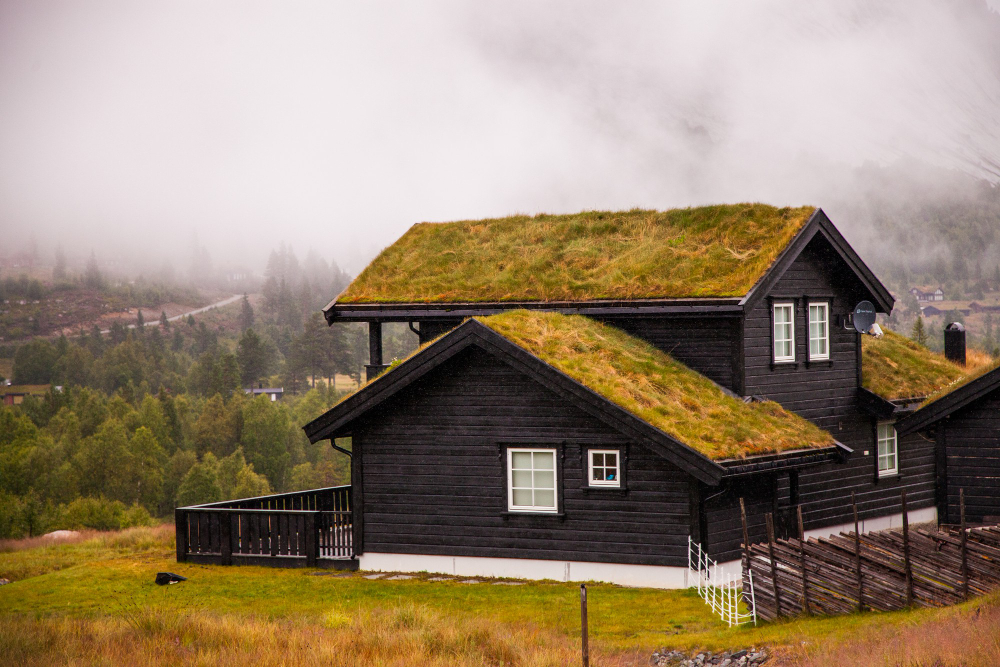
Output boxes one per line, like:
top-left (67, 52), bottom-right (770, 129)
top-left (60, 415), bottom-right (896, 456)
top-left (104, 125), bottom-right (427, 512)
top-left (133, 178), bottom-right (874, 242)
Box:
top-left (718, 442), bottom-right (851, 478)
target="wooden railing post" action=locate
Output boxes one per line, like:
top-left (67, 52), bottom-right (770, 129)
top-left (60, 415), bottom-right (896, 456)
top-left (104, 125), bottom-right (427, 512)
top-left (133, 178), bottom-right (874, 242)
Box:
top-left (220, 512), bottom-right (232, 565)
top-left (305, 513), bottom-right (318, 567)
top-left (797, 505), bottom-right (810, 615)
top-left (766, 512), bottom-right (782, 617)
top-left (852, 492), bottom-right (864, 612)
top-left (175, 509), bottom-right (188, 562)
top-left (960, 488), bottom-right (970, 600)
top-left (580, 584), bottom-right (589, 667)
top-left (901, 490), bottom-right (913, 607)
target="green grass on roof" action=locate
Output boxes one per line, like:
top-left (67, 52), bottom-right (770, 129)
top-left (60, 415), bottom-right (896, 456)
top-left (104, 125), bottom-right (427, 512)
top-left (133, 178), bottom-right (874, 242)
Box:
top-left (861, 329), bottom-right (995, 401)
top-left (338, 204), bottom-right (815, 304)
top-left (919, 352), bottom-right (1000, 408)
top-left (478, 311), bottom-right (833, 460)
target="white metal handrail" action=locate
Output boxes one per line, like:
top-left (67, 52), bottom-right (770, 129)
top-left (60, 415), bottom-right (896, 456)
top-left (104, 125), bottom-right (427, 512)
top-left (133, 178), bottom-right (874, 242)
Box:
top-left (688, 537), bottom-right (757, 627)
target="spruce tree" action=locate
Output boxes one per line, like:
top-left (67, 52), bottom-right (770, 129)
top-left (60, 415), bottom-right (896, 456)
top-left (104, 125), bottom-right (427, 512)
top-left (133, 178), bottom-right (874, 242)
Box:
top-left (911, 316), bottom-right (928, 346)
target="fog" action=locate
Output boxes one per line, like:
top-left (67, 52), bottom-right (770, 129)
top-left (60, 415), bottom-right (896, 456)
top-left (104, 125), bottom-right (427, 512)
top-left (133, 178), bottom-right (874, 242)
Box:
top-left (2, 0), bottom-right (1000, 276)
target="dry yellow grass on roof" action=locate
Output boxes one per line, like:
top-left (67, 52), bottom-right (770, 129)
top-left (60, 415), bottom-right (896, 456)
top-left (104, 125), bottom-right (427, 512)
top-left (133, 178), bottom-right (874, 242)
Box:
top-left (478, 310), bottom-right (834, 461)
top-left (338, 204), bottom-right (816, 304)
top-left (861, 329), bottom-right (996, 401)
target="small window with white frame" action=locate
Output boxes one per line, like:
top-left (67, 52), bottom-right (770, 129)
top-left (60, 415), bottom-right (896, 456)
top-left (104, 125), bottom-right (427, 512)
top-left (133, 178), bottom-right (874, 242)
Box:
top-left (507, 448), bottom-right (558, 512)
top-left (588, 449), bottom-right (620, 487)
top-left (773, 302), bottom-right (795, 362)
top-left (877, 422), bottom-right (898, 477)
top-left (808, 302), bottom-right (830, 361)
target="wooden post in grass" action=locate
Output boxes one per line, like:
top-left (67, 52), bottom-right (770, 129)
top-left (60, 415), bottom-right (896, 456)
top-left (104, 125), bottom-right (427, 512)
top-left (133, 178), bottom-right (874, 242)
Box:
top-left (220, 513), bottom-right (232, 566)
top-left (852, 492), bottom-right (863, 612)
top-left (901, 490), bottom-right (913, 607)
top-left (580, 584), bottom-right (589, 667)
top-left (765, 513), bottom-right (782, 617)
top-left (960, 488), bottom-right (970, 600)
top-left (740, 498), bottom-right (751, 571)
top-left (797, 505), bottom-right (810, 615)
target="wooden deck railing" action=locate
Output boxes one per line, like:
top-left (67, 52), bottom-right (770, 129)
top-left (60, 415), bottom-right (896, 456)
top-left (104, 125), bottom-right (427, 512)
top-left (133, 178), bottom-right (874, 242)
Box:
top-left (175, 486), bottom-right (354, 568)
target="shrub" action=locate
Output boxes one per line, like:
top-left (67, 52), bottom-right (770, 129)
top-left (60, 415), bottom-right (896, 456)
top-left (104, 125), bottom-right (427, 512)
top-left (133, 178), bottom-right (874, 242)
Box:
top-left (57, 497), bottom-right (153, 531)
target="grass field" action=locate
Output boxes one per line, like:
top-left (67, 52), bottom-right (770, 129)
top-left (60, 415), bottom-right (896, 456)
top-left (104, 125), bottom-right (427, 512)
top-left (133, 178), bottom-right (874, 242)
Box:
top-left (2, 526), bottom-right (999, 665)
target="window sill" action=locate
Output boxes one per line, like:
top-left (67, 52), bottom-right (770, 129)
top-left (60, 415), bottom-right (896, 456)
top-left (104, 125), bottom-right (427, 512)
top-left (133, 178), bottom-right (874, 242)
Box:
top-left (805, 359), bottom-right (833, 368)
top-left (581, 486), bottom-right (627, 496)
top-left (501, 511), bottom-right (565, 518)
top-left (770, 361), bottom-right (799, 370)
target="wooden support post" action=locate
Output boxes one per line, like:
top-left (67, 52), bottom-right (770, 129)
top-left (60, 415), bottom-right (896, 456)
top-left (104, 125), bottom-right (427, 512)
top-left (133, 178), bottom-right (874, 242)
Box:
top-left (852, 491), bottom-right (864, 612)
top-left (305, 513), bottom-right (318, 567)
top-left (220, 513), bottom-right (232, 566)
top-left (960, 488), bottom-right (970, 600)
top-left (580, 584), bottom-right (589, 667)
top-left (766, 513), bottom-right (783, 617)
top-left (797, 505), bottom-right (810, 615)
top-left (901, 490), bottom-right (913, 607)
top-left (740, 497), bottom-right (751, 571)
top-left (175, 509), bottom-right (188, 563)
top-left (368, 321), bottom-right (383, 367)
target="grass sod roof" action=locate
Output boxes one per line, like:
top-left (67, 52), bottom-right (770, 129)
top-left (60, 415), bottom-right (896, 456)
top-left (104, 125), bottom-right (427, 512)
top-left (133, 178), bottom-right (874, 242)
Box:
top-left (861, 329), bottom-right (996, 402)
top-left (338, 204), bottom-right (816, 304)
top-left (348, 310), bottom-right (835, 461)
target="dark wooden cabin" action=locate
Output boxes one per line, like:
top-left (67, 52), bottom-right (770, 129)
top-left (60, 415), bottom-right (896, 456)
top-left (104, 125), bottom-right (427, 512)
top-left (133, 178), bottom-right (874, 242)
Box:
top-left (897, 362), bottom-right (1000, 525)
top-left (178, 204), bottom-right (990, 586)
top-left (303, 312), bottom-right (845, 584)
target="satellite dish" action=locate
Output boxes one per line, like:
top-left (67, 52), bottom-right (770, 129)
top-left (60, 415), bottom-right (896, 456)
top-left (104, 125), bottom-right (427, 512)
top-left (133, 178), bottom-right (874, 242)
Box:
top-left (853, 300), bottom-right (876, 334)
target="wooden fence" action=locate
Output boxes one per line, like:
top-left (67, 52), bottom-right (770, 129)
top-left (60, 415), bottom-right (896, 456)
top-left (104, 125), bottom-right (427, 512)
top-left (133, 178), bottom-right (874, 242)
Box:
top-left (176, 485), bottom-right (355, 569)
top-left (744, 490), bottom-right (1000, 620)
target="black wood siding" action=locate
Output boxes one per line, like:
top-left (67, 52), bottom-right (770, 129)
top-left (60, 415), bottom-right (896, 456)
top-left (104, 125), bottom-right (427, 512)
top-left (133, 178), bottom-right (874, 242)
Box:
top-left (600, 316), bottom-right (740, 391)
top-left (740, 236), bottom-right (936, 530)
top-left (942, 391), bottom-right (1000, 523)
top-left (354, 346), bottom-right (694, 567)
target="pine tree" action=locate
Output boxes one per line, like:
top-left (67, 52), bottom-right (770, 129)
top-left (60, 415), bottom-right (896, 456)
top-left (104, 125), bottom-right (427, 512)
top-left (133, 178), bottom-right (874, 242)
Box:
top-left (911, 316), bottom-right (928, 346)
top-left (84, 251), bottom-right (103, 289)
top-left (160, 311), bottom-right (170, 329)
top-left (238, 294), bottom-right (254, 332)
top-left (136, 310), bottom-right (144, 332)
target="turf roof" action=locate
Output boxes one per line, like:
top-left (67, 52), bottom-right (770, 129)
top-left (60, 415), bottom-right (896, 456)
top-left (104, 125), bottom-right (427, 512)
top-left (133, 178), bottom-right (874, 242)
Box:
top-left (861, 329), bottom-right (996, 402)
top-left (337, 204), bottom-right (816, 304)
top-left (349, 310), bottom-right (835, 461)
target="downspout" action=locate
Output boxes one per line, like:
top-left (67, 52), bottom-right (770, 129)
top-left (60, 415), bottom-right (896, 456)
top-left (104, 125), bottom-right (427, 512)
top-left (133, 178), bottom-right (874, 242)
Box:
top-left (330, 439), bottom-right (353, 459)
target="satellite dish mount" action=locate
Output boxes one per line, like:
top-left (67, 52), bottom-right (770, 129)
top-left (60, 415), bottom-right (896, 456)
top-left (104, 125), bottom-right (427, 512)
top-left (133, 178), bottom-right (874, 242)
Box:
top-left (844, 300), bottom-right (877, 335)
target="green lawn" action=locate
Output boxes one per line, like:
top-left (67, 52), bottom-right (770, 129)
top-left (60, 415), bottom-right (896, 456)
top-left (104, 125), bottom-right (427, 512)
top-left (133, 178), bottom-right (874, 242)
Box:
top-left (2, 525), bottom-right (999, 665)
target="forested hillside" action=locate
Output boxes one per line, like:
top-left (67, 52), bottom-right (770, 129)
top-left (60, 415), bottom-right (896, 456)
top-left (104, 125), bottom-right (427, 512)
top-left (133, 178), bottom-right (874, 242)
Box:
top-left (0, 244), bottom-right (419, 539)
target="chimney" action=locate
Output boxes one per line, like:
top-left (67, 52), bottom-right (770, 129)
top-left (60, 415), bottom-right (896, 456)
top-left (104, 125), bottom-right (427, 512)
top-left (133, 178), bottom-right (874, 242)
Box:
top-left (944, 322), bottom-right (966, 366)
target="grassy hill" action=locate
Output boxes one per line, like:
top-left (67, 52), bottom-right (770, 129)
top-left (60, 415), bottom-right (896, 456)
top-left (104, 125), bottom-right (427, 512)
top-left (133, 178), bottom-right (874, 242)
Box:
top-left (2, 526), bottom-right (1000, 665)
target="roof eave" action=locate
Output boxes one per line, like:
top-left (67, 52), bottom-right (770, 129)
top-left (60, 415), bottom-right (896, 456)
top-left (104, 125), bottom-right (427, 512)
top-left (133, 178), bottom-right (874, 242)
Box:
top-left (323, 298), bottom-right (745, 323)
top-left (896, 365), bottom-right (1000, 436)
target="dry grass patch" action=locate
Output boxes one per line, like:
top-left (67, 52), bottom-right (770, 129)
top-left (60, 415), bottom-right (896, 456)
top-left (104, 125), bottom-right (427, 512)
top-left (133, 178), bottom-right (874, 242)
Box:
top-left (774, 598), bottom-right (1000, 666)
top-left (0, 604), bottom-right (638, 667)
top-left (339, 204), bottom-right (815, 304)
top-left (478, 311), bottom-right (833, 460)
top-left (861, 329), bottom-right (996, 401)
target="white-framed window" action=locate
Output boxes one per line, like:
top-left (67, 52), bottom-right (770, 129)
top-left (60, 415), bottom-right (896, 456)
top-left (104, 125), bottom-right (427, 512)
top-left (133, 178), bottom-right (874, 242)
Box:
top-left (808, 302), bottom-right (830, 361)
top-left (877, 422), bottom-right (898, 477)
top-left (588, 449), bottom-right (620, 488)
top-left (507, 448), bottom-right (558, 513)
top-left (773, 302), bottom-right (795, 362)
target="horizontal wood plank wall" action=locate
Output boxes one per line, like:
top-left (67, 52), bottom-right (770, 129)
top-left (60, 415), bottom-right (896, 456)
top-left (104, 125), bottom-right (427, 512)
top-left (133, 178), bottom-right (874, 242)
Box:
top-left (944, 391), bottom-right (1000, 523)
top-left (704, 477), bottom-right (775, 562)
top-left (600, 316), bottom-right (739, 391)
top-left (743, 237), bottom-right (936, 530)
top-left (357, 347), bottom-right (692, 567)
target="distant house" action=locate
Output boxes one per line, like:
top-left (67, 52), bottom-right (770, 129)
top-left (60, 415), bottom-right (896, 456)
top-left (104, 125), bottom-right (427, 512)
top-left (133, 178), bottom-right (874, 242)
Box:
top-left (1, 384), bottom-right (50, 406)
top-left (911, 286), bottom-right (945, 302)
top-left (245, 387), bottom-right (283, 402)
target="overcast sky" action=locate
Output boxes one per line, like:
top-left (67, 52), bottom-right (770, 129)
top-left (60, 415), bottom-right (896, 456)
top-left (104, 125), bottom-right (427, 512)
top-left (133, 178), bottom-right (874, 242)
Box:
top-left (2, 1), bottom-right (1000, 273)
